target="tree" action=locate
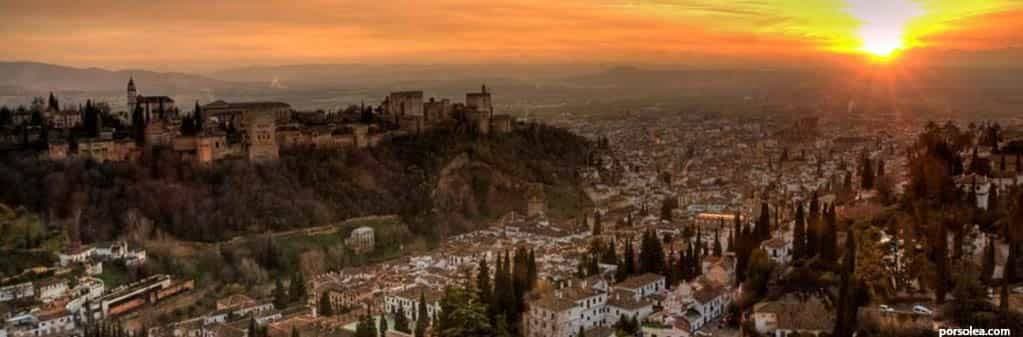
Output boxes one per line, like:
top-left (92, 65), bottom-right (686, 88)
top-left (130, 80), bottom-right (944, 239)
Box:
top-left (793, 204), bottom-right (806, 260)
top-left (820, 204), bottom-right (838, 264)
top-left (318, 292), bottom-right (334, 316)
top-left (394, 307), bottom-right (411, 333)
top-left (833, 229), bottom-right (857, 337)
top-left (414, 292), bottom-right (429, 337)
top-left (273, 278), bottom-right (288, 308)
top-left (745, 248), bottom-right (775, 297)
top-left (577, 325), bottom-right (586, 337)
top-left (713, 228), bottom-right (722, 257)
top-left (291, 326), bottom-right (299, 337)
top-left (132, 104), bottom-right (146, 145)
top-left (860, 154), bottom-right (875, 190)
top-left (661, 197), bottom-right (677, 221)
top-left (639, 229), bottom-right (666, 275)
top-left (981, 237), bottom-right (996, 284)
top-left (290, 272), bottom-right (307, 303)
top-left (437, 286), bottom-right (493, 337)
top-left (379, 313), bottom-right (388, 337)
top-left (807, 194), bottom-right (820, 258)
top-left (756, 202), bottom-right (771, 241)
top-left (193, 101), bottom-right (204, 131)
top-left (476, 258), bottom-right (492, 308)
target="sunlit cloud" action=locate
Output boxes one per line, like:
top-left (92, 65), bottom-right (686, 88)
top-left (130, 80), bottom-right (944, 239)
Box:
top-left (0, 0), bottom-right (1020, 71)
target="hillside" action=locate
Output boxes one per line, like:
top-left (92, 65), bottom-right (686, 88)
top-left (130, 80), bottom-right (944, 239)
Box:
top-left (0, 124), bottom-right (593, 244)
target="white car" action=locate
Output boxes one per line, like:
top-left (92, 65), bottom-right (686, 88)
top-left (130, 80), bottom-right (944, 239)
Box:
top-left (1013, 286), bottom-right (1023, 294)
top-left (880, 305), bottom-right (894, 312)
top-left (913, 305), bottom-right (934, 315)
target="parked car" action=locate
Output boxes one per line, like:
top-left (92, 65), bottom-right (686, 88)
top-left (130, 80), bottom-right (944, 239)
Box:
top-left (913, 305), bottom-right (934, 315)
top-left (880, 304), bottom-right (894, 312)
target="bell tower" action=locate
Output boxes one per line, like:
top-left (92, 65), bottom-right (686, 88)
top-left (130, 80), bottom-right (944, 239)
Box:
top-left (127, 76), bottom-right (138, 113)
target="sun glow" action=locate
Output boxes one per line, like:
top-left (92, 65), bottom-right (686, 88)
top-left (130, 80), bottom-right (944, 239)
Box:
top-left (845, 0), bottom-right (925, 60)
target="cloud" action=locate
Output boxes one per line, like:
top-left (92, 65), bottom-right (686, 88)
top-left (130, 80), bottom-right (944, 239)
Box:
top-left (0, 0), bottom-right (1019, 71)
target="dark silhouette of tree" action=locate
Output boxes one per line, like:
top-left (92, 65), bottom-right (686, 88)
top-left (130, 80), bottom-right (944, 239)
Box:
top-left (833, 228), bottom-right (857, 337)
top-left (793, 204), bottom-right (806, 260)
top-left (319, 292), bottom-right (334, 316)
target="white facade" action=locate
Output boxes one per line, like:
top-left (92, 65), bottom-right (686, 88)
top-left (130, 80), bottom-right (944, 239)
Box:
top-left (0, 282), bottom-right (34, 303)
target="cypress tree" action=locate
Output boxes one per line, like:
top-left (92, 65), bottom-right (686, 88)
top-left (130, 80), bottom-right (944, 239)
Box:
top-left (273, 278), bottom-right (288, 308)
top-left (319, 292), bottom-right (334, 316)
top-left (793, 204), bottom-right (806, 260)
top-left (132, 104), bottom-right (145, 145)
top-left (756, 202), bottom-right (771, 241)
top-left (414, 292), bottom-right (428, 337)
top-left (527, 248), bottom-right (537, 291)
top-left (476, 258), bottom-right (492, 308)
top-left (834, 228), bottom-right (857, 337)
top-left (807, 194), bottom-right (821, 258)
top-left (820, 204), bottom-right (838, 263)
top-left (981, 237), bottom-right (996, 284)
top-left (713, 228), bottom-right (722, 257)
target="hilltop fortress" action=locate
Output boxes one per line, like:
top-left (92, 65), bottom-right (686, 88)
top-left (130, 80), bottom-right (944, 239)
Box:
top-left (34, 80), bottom-right (516, 165)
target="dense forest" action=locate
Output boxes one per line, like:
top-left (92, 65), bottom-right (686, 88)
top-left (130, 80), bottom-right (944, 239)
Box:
top-left (0, 123), bottom-right (592, 244)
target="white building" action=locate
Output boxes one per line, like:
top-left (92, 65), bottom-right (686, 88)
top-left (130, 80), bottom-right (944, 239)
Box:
top-left (384, 286), bottom-right (441, 324)
top-left (346, 227), bottom-right (375, 254)
top-left (0, 282), bottom-right (34, 303)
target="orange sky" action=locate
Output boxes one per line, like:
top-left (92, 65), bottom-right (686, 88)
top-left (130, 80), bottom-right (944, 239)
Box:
top-left (1, 0), bottom-right (1021, 72)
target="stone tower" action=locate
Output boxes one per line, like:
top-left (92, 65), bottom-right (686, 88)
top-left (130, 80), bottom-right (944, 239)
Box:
top-left (246, 112), bottom-right (279, 162)
top-left (127, 76), bottom-right (138, 114)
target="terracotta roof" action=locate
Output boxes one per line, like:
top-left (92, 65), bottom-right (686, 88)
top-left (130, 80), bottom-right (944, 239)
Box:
top-left (615, 273), bottom-right (664, 290)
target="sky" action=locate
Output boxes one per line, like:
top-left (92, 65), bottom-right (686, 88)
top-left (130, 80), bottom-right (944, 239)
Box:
top-left (1, 0), bottom-right (1021, 73)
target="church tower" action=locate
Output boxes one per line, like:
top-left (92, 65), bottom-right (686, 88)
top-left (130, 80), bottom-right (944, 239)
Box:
top-left (127, 76), bottom-right (138, 113)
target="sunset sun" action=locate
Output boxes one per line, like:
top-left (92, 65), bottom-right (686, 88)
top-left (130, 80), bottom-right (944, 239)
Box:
top-left (846, 0), bottom-right (925, 60)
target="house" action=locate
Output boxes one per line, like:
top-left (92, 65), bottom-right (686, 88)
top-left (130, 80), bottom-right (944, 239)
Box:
top-left (384, 285), bottom-right (442, 324)
top-left (613, 273), bottom-right (666, 301)
top-left (36, 278), bottom-right (69, 303)
top-left (761, 237), bottom-right (791, 265)
top-left (753, 295), bottom-right (834, 337)
top-left (0, 282), bottom-right (35, 303)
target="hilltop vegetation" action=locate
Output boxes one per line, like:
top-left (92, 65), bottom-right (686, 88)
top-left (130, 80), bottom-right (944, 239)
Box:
top-left (0, 123), bottom-right (592, 245)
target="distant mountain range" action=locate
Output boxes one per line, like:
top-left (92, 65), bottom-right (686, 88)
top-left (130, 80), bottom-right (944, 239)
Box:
top-left (0, 61), bottom-right (240, 97)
